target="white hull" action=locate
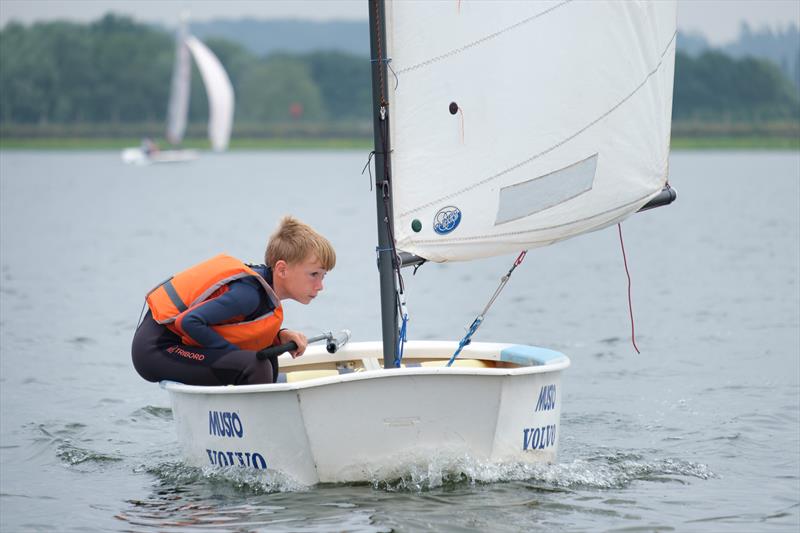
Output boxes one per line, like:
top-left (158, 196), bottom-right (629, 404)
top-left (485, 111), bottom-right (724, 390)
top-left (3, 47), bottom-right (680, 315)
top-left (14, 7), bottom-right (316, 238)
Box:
top-left (162, 340), bottom-right (569, 485)
top-left (121, 147), bottom-right (199, 165)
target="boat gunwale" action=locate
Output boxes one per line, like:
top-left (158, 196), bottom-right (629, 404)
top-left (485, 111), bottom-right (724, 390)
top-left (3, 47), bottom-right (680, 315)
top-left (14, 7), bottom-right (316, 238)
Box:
top-left (160, 340), bottom-right (570, 395)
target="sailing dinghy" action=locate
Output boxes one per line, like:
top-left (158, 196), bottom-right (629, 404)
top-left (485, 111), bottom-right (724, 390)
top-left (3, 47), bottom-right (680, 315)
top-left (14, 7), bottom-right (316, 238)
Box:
top-left (121, 17), bottom-right (234, 165)
top-left (161, 0), bottom-right (677, 485)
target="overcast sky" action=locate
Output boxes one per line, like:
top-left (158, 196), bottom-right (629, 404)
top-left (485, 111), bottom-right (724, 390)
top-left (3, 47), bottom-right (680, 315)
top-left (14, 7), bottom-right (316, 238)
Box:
top-left (1, 0), bottom-right (798, 45)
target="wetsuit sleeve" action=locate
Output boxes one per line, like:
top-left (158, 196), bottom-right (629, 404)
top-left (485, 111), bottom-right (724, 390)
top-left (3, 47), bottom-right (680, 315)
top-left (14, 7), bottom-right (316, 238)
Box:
top-left (180, 281), bottom-right (262, 350)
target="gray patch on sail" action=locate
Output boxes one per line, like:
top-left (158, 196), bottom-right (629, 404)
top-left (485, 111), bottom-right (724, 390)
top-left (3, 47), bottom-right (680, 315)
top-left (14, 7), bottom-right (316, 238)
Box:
top-left (495, 154), bottom-right (598, 225)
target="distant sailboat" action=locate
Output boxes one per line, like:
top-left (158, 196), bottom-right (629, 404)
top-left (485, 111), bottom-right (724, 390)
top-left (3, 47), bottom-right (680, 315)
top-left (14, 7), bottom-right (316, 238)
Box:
top-left (121, 17), bottom-right (234, 165)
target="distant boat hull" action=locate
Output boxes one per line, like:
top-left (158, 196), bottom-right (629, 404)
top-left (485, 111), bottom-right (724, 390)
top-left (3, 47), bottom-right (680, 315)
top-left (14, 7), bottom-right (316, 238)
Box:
top-left (121, 147), bottom-right (199, 165)
top-left (162, 340), bottom-right (569, 485)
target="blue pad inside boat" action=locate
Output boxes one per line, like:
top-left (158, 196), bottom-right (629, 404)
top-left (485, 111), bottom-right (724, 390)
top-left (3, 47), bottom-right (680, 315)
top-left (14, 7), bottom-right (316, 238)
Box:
top-left (500, 345), bottom-right (567, 366)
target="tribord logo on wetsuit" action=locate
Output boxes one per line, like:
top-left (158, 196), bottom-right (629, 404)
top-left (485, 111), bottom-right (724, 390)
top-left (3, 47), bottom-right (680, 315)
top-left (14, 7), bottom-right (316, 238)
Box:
top-left (166, 345), bottom-right (205, 361)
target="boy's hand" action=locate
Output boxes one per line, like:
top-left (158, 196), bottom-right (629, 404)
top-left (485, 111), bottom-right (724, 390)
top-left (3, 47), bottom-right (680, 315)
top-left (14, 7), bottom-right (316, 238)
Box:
top-left (280, 329), bottom-right (308, 358)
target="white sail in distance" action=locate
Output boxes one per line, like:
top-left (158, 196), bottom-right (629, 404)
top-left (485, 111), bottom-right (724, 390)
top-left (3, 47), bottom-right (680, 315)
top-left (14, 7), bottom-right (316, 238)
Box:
top-left (165, 22), bottom-right (191, 146)
top-left (164, 19), bottom-right (235, 151)
top-left (385, 0), bottom-right (677, 262)
top-left (185, 36), bottom-right (234, 151)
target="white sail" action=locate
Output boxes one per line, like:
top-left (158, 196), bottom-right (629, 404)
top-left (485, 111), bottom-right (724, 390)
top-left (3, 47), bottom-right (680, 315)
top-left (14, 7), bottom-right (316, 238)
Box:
top-left (165, 22), bottom-right (191, 146)
top-left (185, 36), bottom-right (235, 151)
top-left (385, 0), bottom-right (677, 262)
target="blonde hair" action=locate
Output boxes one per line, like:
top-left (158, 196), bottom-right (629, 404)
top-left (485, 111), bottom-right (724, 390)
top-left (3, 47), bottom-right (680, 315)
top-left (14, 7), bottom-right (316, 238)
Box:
top-left (265, 215), bottom-right (336, 270)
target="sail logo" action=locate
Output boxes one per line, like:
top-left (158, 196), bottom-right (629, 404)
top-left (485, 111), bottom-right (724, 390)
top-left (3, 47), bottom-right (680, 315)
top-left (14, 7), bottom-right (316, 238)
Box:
top-left (522, 424), bottom-right (557, 450)
top-left (209, 411), bottom-right (244, 438)
top-left (534, 384), bottom-right (556, 412)
top-left (433, 206), bottom-right (461, 235)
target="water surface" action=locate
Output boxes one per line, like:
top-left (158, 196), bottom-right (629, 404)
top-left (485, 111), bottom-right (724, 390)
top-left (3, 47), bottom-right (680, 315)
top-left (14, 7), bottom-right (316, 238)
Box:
top-left (1, 150), bottom-right (798, 531)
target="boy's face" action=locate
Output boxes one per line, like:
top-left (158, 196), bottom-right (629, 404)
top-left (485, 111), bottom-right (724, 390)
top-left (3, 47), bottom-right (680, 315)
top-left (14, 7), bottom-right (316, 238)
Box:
top-left (276, 255), bottom-right (327, 304)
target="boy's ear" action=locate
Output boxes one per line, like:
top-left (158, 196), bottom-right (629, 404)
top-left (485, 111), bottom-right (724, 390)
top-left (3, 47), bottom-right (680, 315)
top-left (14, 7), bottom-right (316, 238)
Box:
top-left (274, 259), bottom-right (288, 277)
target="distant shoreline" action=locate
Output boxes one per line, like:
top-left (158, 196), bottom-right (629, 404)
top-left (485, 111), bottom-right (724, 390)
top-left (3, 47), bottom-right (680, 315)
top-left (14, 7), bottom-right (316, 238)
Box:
top-left (1, 137), bottom-right (797, 150)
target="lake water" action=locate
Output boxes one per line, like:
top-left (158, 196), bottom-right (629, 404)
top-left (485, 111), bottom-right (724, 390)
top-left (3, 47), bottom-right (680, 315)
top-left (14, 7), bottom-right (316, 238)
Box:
top-left (1, 149), bottom-right (798, 532)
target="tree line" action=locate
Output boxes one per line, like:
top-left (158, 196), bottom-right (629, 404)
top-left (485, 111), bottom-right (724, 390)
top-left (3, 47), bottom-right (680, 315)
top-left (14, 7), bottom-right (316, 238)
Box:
top-left (0, 15), bottom-right (370, 129)
top-left (1, 15), bottom-right (797, 135)
top-left (673, 50), bottom-right (799, 121)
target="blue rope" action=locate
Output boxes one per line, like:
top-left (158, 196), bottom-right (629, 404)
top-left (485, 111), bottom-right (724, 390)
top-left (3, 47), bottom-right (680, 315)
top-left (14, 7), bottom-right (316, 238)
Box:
top-left (447, 316), bottom-right (483, 367)
top-left (396, 313), bottom-right (408, 367)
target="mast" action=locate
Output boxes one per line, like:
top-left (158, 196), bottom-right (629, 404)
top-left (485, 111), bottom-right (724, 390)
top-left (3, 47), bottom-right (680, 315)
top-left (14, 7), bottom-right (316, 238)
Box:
top-left (166, 13), bottom-right (191, 146)
top-left (368, 0), bottom-right (399, 368)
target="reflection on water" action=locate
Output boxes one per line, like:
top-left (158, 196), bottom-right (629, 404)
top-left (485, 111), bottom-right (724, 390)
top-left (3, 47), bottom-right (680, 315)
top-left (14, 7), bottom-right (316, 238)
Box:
top-left (118, 471), bottom-right (386, 533)
top-left (118, 487), bottom-right (287, 532)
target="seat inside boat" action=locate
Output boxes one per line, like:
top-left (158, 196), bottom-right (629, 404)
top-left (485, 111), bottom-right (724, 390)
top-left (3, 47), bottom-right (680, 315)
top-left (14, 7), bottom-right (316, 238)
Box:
top-left (278, 357), bottom-right (496, 383)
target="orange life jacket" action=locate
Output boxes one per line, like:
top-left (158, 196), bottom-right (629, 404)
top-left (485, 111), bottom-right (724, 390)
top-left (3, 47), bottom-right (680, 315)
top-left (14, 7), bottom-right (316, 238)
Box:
top-left (146, 254), bottom-right (283, 351)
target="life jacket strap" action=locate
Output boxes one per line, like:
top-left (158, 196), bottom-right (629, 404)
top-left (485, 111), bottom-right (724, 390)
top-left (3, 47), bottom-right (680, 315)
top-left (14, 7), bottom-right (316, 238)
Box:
top-left (163, 279), bottom-right (188, 313)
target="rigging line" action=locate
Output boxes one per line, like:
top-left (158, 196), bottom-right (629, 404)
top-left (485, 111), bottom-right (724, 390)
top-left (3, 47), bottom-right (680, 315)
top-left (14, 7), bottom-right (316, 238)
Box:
top-left (361, 150), bottom-right (375, 191)
top-left (134, 299), bottom-right (148, 333)
top-left (447, 250), bottom-right (528, 366)
top-left (372, 0), bottom-right (405, 368)
top-left (447, 316), bottom-right (482, 367)
top-left (396, 312), bottom-right (408, 367)
top-left (378, 116), bottom-right (404, 292)
top-left (480, 250), bottom-right (526, 314)
top-left (378, 123), bottom-right (400, 277)
top-left (374, 68), bottom-right (407, 314)
top-left (398, 0), bottom-right (572, 75)
top-left (386, 59), bottom-right (399, 91)
top-left (617, 223), bottom-right (640, 354)
top-left (396, 289), bottom-right (410, 366)
top-left (397, 30), bottom-right (678, 219)
top-left (370, 58), bottom-right (398, 90)
top-left (373, 1), bottom-right (407, 359)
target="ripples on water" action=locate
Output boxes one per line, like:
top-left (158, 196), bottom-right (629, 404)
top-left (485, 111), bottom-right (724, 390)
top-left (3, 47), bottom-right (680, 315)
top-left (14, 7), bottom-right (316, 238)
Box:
top-left (109, 442), bottom-right (716, 533)
top-left (1, 151), bottom-right (798, 531)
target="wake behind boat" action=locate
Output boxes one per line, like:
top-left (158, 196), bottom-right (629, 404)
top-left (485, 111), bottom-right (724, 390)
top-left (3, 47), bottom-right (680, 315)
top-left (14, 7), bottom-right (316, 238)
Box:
top-left (158, 0), bottom-right (678, 484)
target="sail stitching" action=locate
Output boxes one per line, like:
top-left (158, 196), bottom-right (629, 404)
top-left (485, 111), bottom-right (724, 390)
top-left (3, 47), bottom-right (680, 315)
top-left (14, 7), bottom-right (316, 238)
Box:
top-left (396, 0), bottom-right (572, 75)
top-left (397, 30), bottom-right (678, 219)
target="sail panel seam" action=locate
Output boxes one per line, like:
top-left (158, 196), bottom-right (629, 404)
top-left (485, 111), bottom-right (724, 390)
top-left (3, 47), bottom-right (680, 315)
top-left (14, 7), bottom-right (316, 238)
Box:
top-left (396, 0), bottom-right (572, 75)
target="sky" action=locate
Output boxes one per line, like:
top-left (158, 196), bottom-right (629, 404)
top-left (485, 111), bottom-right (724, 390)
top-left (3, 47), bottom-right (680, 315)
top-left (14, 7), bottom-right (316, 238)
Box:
top-left (0, 0), bottom-right (798, 46)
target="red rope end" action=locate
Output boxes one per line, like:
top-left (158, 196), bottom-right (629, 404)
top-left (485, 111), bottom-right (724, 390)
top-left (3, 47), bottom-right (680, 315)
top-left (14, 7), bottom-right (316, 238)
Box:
top-left (617, 223), bottom-right (640, 354)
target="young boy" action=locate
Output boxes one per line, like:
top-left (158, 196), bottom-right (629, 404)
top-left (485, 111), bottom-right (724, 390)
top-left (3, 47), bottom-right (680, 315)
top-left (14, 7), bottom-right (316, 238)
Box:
top-left (132, 216), bottom-right (335, 386)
